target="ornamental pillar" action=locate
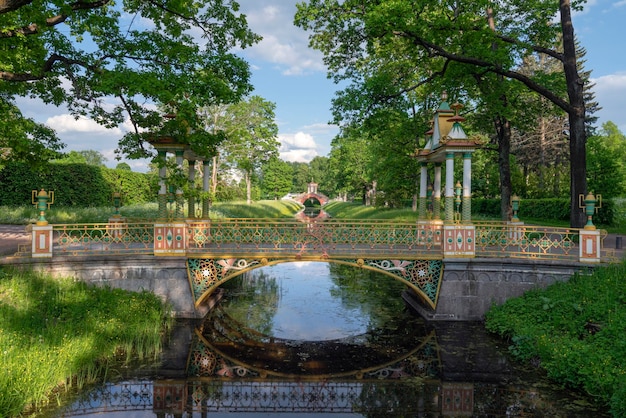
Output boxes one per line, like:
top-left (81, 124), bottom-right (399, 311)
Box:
top-left (433, 163), bottom-right (442, 220)
top-left (444, 152), bottom-right (455, 222)
top-left (418, 162), bottom-right (428, 220)
top-left (157, 150), bottom-right (168, 219)
top-left (175, 150), bottom-right (185, 219)
top-left (187, 159), bottom-right (196, 218)
top-left (202, 160), bottom-right (211, 218)
top-left (462, 152), bottom-right (472, 222)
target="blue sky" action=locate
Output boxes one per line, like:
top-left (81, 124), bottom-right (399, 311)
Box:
top-left (17, 0), bottom-right (626, 172)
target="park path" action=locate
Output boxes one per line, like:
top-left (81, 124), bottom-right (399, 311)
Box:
top-left (0, 225), bottom-right (29, 256)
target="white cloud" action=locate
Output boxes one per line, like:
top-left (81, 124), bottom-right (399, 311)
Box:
top-left (239, 1), bottom-right (325, 75)
top-left (280, 131), bottom-right (317, 150)
top-left (46, 114), bottom-right (124, 135)
top-left (591, 72), bottom-right (626, 133)
top-left (279, 131), bottom-right (319, 162)
top-left (280, 148), bottom-right (318, 163)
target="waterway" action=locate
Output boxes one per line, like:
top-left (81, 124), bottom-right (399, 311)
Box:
top-left (42, 262), bottom-right (609, 417)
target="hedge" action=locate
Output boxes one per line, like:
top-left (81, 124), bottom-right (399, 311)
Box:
top-left (473, 198), bottom-right (616, 226)
top-left (0, 162), bottom-right (156, 207)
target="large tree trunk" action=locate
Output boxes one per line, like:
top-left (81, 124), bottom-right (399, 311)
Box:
top-left (560, 0), bottom-right (587, 228)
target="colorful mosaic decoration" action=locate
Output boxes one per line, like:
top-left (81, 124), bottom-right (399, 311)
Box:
top-left (362, 259), bottom-right (443, 308)
top-left (187, 336), bottom-right (257, 378)
top-left (187, 258), bottom-right (262, 305)
top-left (187, 257), bottom-right (443, 310)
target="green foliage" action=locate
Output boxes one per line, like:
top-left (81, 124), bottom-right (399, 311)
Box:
top-left (485, 263), bottom-right (626, 415)
top-left (0, 97), bottom-right (64, 167)
top-left (472, 197), bottom-right (617, 226)
top-left (54, 150), bottom-right (107, 167)
top-left (0, 162), bottom-right (155, 207)
top-left (0, 268), bottom-right (171, 417)
top-left (1, 2), bottom-right (260, 162)
top-left (260, 157), bottom-right (293, 200)
top-left (587, 122), bottom-right (626, 199)
top-left (100, 168), bottom-right (157, 206)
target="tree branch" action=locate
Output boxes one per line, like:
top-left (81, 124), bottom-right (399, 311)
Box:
top-left (0, 0), bottom-right (111, 37)
top-left (394, 31), bottom-right (573, 114)
top-left (0, 0), bottom-right (33, 14)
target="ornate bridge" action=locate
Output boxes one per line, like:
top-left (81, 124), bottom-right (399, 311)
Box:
top-left (9, 218), bottom-right (614, 320)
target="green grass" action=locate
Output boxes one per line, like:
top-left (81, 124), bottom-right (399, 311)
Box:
top-left (485, 262), bottom-right (626, 416)
top-left (0, 268), bottom-right (172, 417)
top-left (324, 201), bottom-right (421, 221)
top-left (0, 200), bottom-right (303, 225)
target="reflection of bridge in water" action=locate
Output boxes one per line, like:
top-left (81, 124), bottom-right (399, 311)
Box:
top-left (191, 306), bottom-right (439, 379)
top-left (56, 319), bottom-right (586, 416)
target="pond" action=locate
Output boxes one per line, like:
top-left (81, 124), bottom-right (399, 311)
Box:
top-left (43, 262), bottom-right (609, 417)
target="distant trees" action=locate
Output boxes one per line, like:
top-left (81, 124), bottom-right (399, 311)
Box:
top-left (261, 158), bottom-right (293, 200)
top-left (54, 150), bottom-right (107, 167)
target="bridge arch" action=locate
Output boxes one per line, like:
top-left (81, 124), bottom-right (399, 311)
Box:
top-left (293, 192), bottom-right (329, 206)
top-left (188, 257), bottom-right (443, 311)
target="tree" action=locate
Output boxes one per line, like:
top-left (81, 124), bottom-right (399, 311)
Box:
top-left (54, 149), bottom-right (106, 166)
top-left (222, 96), bottom-right (280, 204)
top-left (0, 96), bottom-right (62, 166)
top-left (295, 0), bottom-right (590, 227)
top-left (115, 162), bottom-right (132, 171)
top-left (587, 122), bottom-right (626, 199)
top-left (327, 126), bottom-right (373, 202)
top-left (261, 157), bottom-right (293, 200)
top-left (0, 1), bottom-right (260, 162)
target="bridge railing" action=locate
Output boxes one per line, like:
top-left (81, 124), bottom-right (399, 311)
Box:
top-left (185, 219), bottom-right (441, 258)
top-left (473, 222), bottom-right (578, 260)
top-left (21, 219), bottom-right (610, 263)
top-left (51, 222), bottom-right (155, 256)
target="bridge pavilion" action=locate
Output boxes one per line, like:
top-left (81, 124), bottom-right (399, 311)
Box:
top-left (148, 136), bottom-right (212, 220)
top-left (415, 94), bottom-right (483, 224)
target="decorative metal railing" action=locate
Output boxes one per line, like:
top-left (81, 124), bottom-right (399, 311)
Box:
top-left (52, 222), bottom-right (154, 256)
top-left (15, 219), bottom-right (612, 263)
top-left (473, 222), bottom-right (578, 260)
top-left (185, 219), bottom-right (441, 258)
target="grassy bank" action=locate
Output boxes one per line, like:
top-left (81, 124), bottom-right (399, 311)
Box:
top-left (0, 199), bottom-right (303, 225)
top-left (0, 268), bottom-right (172, 417)
top-left (485, 262), bottom-right (626, 416)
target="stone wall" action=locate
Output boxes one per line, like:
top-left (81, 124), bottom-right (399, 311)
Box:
top-left (404, 258), bottom-right (588, 321)
top-left (3, 255), bottom-right (591, 320)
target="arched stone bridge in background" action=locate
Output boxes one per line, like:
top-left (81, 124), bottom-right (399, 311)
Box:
top-left (2, 218), bottom-right (616, 320)
top-left (293, 191), bottom-right (330, 206)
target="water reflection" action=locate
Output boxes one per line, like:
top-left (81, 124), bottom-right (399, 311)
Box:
top-left (295, 207), bottom-right (330, 222)
top-left (45, 262), bottom-right (609, 417)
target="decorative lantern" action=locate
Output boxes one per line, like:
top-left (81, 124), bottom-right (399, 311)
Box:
top-left (579, 193), bottom-right (602, 230)
top-left (511, 194), bottom-right (520, 222)
top-left (32, 189), bottom-right (54, 225)
top-left (112, 191), bottom-right (122, 217)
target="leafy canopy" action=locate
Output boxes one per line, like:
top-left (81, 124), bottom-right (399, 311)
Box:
top-left (0, 0), bottom-right (261, 163)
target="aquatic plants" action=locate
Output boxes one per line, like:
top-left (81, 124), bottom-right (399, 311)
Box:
top-left (0, 268), bottom-right (172, 417)
top-left (485, 262), bottom-right (626, 416)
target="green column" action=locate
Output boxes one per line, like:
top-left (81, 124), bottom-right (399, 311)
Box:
top-left (157, 150), bottom-right (168, 219)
